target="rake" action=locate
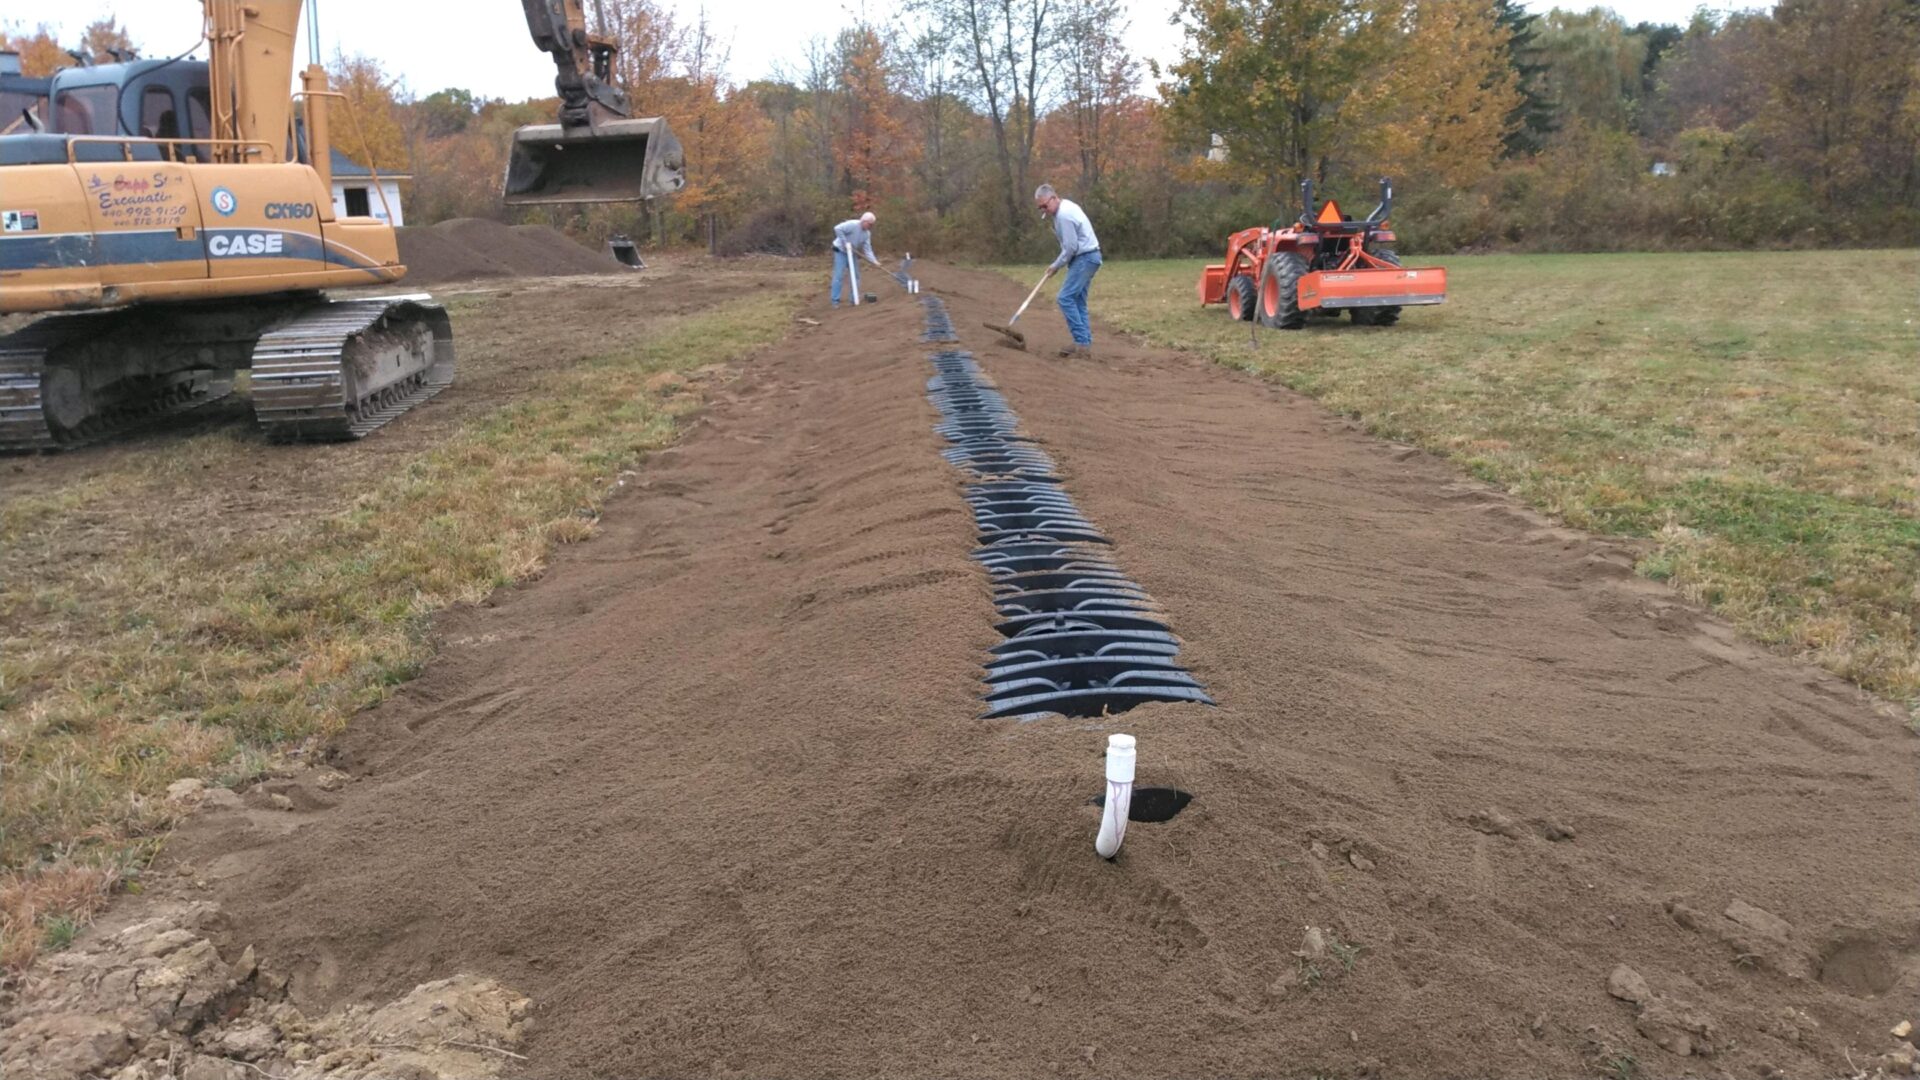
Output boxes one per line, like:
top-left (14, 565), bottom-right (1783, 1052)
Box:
top-left (985, 269), bottom-right (1051, 350)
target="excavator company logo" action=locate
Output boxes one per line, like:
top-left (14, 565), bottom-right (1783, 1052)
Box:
top-left (210, 187), bottom-right (238, 217)
top-left (208, 231), bottom-right (286, 258)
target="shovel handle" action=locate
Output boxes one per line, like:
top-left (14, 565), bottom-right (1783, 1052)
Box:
top-left (1007, 270), bottom-right (1049, 327)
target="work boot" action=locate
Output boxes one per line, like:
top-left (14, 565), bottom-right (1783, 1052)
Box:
top-left (1056, 344), bottom-right (1092, 359)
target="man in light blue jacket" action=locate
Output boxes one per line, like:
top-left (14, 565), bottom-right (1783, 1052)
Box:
top-left (830, 211), bottom-right (885, 307)
top-left (1034, 184), bottom-right (1102, 358)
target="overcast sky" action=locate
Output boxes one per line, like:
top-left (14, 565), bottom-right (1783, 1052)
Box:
top-left (10, 0), bottom-right (1761, 102)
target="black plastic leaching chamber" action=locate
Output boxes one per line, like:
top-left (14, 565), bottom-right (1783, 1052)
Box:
top-left (919, 296), bottom-right (1216, 722)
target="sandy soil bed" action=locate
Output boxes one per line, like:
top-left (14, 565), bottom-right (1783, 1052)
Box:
top-left (14, 264), bottom-right (1917, 1079)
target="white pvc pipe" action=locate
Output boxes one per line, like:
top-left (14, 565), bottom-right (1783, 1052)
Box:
top-left (1095, 733), bottom-right (1136, 859)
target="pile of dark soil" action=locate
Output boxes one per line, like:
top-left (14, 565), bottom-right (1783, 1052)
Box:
top-left (396, 218), bottom-right (621, 286)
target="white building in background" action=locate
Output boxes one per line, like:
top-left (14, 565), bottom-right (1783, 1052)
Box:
top-left (328, 148), bottom-right (410, 226)
top-left (1208, 133), bottom-right (1229, 163)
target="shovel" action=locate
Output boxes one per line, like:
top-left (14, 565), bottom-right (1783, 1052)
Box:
top-left (985, 269), bottom-right (1051, 350)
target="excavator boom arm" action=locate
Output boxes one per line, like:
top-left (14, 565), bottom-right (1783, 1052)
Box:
top-left (204, 0), bottom-right (304, 162)
top-left (521, 0), bottom-right (629, 127)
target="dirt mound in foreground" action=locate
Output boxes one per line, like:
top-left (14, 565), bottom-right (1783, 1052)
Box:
top-left (1, 899), bottom-right (529, 1080)
top-left (157, 268), bottom-right (1919, 1079)
top-left (397, 218), bottom-right (620, 286)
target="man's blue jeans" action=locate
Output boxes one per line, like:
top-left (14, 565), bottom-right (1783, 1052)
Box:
top-left (1056, 250), bottom-right (1103, 345)
top-left (830, 249), bottom-right (851, 306)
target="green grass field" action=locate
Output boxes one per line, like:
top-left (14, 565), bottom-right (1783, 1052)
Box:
top-left (998, 251), bottom-right (1920, 719)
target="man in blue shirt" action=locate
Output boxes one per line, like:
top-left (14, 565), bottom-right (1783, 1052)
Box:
top-left (1034, 184), bottom-right (1102, 358)
top-left (830, 212), bottom-right (884, 308)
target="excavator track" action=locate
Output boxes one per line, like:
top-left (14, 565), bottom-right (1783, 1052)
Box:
top-left (250, 297), bottom-right (455, 443)
top-left (0, 316), bottom-right (236, 453)
top-left (1, 295), bottom-right (453, 452)
top-left (0, 319), bottom-right (75, 452)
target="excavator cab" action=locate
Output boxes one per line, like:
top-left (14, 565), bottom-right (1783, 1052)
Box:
top-left (504, 115), bottom-right (684, 205)
top-left (506, 0), bottom-right (685, 206)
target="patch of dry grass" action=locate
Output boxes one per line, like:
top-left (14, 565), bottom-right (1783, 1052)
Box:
top-left (0, 862), bottom-right (117, 970)
top-left (0, 277), bottom-right (809, 969)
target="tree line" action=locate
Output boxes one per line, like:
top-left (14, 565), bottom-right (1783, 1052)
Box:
top-left (7, 1), bottom-right (1918, 257)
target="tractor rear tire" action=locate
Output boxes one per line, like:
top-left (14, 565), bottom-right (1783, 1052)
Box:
top-left (1353, 249), bottom-right (1403, 326)
top-left (1258, 253), bottom-right (1307, 330)
top-left (1227, 275), bottom-right (1257, 321)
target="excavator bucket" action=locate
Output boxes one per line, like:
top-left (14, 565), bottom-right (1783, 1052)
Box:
top-left (503, 117), bottom-right (686, 205)
top-left (607, 235), bottom-right (644, 268)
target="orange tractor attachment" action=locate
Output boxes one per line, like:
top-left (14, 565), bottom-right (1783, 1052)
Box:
top-left (1197, 179), bottom-right (1446, 328)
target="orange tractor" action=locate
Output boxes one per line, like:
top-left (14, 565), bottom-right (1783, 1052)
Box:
top-left (1197, 179), bottom-right (1446, 328)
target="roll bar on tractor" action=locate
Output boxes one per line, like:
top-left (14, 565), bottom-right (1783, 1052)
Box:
top-left (1299, 177), bottom-right (1394, 232)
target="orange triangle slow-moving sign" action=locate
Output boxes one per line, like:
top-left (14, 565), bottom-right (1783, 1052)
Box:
top-left (1317, 199), bottom-right (1344, 224)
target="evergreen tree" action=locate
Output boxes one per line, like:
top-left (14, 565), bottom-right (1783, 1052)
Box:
top-left (1493, 0), bottom-right (1556, 155)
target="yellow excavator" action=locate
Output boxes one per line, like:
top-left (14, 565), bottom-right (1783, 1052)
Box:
top-left (0, 0), bottom-right (683, 450)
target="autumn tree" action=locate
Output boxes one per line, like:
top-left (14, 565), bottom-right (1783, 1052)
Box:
top-left (404, 98), bottom-right (527, 224)
top-left (834, 25), bottom-right (910, 210)
top-left (327, 52), bottom-right (410, 172)
top-left (1053, 0), bottom-right (1138, 191)
top-left (599, 0), bottom-right (683, 97)
top-left (1644, 11), bottom-right (1771, 138)
top-left (1533, 8), bottom-right (1647, 132)
top-left (923, 0), bottom-right (1058, 244)
top-left (1349, 0), bottom-right (1520, 191)
top-left (679, 12), bottom-right (773, 241)
top-left (594, 3), bottom-right (774, 245)
top-left (398, 90), bottom-right (521, 225)
top-left (903, 28), bottom-right (976, 221)
top-left (416, 88), bottom-right (480, 138)
top-left (0, 25), bottom-right (71, 77)
top-left (78, 18), bottom-right (137, 65)
top-left (1161, 0), bottom-right (1402, 193)
top-left (793, 40), bottom-right (847, 198)
top-left (744, 79), bottom-right (805, 210)
top-left (1753, 0), bottom-right (1920, 210)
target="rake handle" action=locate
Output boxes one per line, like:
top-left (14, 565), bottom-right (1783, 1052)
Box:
top-left (1007, 269), bottom-right (1051, 327)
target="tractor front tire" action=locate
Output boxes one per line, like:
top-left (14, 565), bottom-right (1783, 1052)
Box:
top-left (1226, 275), bottom-right (1257, 322)
top-left (1259, 253), bottom-right (1307, 330)
top-left (1352, 249), bottom-right (1404, 326)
